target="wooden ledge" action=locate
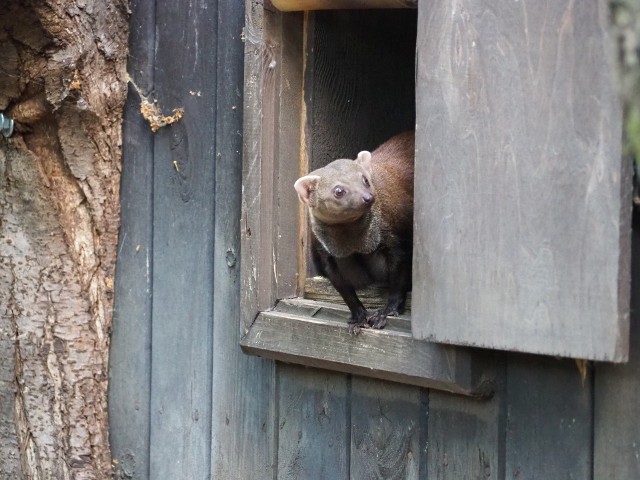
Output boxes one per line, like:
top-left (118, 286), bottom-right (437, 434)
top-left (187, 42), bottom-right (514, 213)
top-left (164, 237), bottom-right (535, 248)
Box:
top-left (272, 0), bottom-right (417, 12)
top-left (241, 298), bottom-right (495, 397)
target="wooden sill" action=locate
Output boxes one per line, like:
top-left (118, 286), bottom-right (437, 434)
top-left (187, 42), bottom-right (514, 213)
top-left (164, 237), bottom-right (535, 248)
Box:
top-left (240, 298), bottom-right (495, 397)
top-left (272, 0), bottom-right (417, 12)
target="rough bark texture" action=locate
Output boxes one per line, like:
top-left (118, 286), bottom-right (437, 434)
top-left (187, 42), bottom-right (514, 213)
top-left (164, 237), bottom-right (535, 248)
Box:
top-left (0, 0), bottom-right (128, 478)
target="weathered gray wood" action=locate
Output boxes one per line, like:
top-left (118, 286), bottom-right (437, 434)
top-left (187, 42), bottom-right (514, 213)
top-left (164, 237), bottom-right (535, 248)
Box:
top-left (210, 1), bottom-right (277, 478)
top-left (241, 0), bottom-right (283, 333)
top-left (108, 0), bottom-right (155, 476)
top-left (275, 12), bottom-right (305, 300)
top-left (413, 0), bottom-right (631, 361)
top-left (305, 276), bottom-right (412, 311)
top-left (427, 373), bottom-right (506, 479)
top-left (277, 364), bottom-right (349, 479)
top-left (148, 0), bottom-right (217, 477)
top-left (242, 299), bottom-right (495, 396)
top-left (350, 378), bottom-right (427, 479)
top-left (505, 355), bottom-right (593, 479)
top-left (272, 0), bottom-right (417, 10)
top-left (594, 217), bottom-right (640, 479)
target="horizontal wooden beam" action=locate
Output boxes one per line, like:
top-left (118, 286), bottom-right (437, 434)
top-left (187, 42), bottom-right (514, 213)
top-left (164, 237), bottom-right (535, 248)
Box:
top-left (241, 298), bottom-right (495, 397)
top-left (272, 0), bottom-right (417, 11)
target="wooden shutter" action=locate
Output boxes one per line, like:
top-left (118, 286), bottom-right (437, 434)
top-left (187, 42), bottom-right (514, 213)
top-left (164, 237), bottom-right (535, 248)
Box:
top-left (412, 0), bottom-right (632, 361)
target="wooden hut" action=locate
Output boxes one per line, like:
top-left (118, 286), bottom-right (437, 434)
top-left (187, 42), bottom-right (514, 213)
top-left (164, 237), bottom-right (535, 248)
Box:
top-left (109, 1), bottom-right (639, 478)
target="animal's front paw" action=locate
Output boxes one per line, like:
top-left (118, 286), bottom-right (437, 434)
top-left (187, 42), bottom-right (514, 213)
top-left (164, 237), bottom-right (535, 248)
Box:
top-left (348, 317), bottom-right (370, 336)
top-left (366, 310), bottom-right (389, 329)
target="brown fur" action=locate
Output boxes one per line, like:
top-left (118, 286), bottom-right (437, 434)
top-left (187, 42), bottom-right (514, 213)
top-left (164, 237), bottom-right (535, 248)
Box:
top-left (295, 131), bottom-right (415, 333)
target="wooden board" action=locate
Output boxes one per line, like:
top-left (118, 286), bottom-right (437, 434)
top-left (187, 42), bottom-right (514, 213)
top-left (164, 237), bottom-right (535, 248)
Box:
top-left (108, 0), bottom-right (155, 477)
top-left (505, 355), bottom-right (593, 479)
top-left (210, 1), bottom-right (277, 478)
top-left (594, 216), bottom-right (640, 479)
top-left (427, 368), bottom-right (506, 479)
top-left (305, 276), bottom-right (412, 311)
top-left (242, 299), bottom-right (495, 396)
top-left (272, 0), bottom-right (417, 10)
top-left (350, 377), bottom-right (428, 480)
top-left (148, 0), bottom-right (217, 477)
top-left (350, 378), bottom-right (427, 479)
top-left (277, 365), bottom-right (349, 479)
top-left (413, 0), bottom-right (631, 361)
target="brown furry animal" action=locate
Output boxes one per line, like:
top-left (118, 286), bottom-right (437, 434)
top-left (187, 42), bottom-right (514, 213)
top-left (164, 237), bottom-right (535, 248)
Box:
top-left (295, 131), bottom-right (414, 333)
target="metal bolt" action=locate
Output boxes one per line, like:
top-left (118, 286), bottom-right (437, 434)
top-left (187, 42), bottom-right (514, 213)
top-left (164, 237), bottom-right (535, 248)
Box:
top-left (0, 113), bottom-right (14, 137)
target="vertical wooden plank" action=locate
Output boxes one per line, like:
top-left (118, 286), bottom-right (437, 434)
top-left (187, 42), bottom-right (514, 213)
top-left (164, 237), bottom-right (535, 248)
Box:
top-left (505, 355), bottom-right (592, 479)
top-left (277, 365), bottom-right (349, 480)
top-left (413, 0), bottom-right (631, 361)
top-left (241, 0), bottom-right (280, 332)
top-left (108, 0), bottom-right (155, 476)
top-left (594, 215), bottom-right (640, 479)
top-left (210, 1), bottom-right (277, 478)
top-left (427, 373), bottom-right (505, 479)
top-left (276, 12), bottom-right (305, 299)
top-left (350, 378), bottom-right (427, 480)
top-left (148, 0), bottom-right (217, 477)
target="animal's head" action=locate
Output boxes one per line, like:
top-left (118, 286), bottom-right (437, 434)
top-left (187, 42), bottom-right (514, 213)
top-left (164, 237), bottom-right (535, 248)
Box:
top-left (294, 151), bottom-right (375, 224)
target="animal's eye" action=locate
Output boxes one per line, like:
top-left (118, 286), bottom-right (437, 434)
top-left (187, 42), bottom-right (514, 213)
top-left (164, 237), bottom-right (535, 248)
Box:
top-left (333, 186), bottom-right (345, 198)
top-left (362, 175), bottom-right (370, 187)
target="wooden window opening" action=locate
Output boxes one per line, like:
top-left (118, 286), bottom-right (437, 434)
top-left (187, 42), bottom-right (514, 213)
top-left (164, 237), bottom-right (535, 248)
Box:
top-left (241, 0), bottom-right (631, 398)
top-left (241, 4), bottom-right (495, 397)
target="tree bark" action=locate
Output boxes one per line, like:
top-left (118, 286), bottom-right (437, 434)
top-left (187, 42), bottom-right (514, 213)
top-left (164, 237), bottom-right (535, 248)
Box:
top-left (0, 1), bottom-right (128, 478)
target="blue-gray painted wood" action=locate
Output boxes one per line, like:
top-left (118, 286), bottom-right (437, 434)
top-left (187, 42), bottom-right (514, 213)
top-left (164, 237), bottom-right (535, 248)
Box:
top-left (210, 1), bottom-right (277, 477)
top-left (149, 0), bottom-right (218, 477)
top-left (108, 0), bottom-right (155, 476)
top-left (505, 355), bottom-right (593, 479)
top-left (277, 365), bottom-right (349, 480)
top-left (594, 215), bottom-right (640, 479)
top-left (350, 378), bottom-right (427, 480)
top-left (427, 370), bottom-right (506, 479)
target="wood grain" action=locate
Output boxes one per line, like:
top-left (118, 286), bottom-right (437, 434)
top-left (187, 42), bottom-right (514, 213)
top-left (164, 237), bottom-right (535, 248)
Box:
top-left (350, 378), bottom-right (427, 480)
top-left (309, 9), bottom-right (417, 171)
top-left (305, 276), bottom-right (412, 311)
top-left (242, 299), bottom-right (495, 396)
top-left (505, 355), bottom-right (593, 479)
top-left (427, 371), bottom-right (506, 479)
top-left (273, 0), bottom-right (417, 10)
top-left (413, 0), bottom-right (631, 361)
top-left (108, 0), bottom-right (155, 477)
top-left (241, 0), bottom-right (280, 332)
top-left (148, 0), bottom-right (217, 476)
top-left (277, 365), bottom-right (349, 480)
top-left (211, 1), bottom-right (278, 478)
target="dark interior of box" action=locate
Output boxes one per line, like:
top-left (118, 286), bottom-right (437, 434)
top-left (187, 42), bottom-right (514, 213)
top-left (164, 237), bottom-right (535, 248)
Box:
top-left (303, 8), bottom-right (417, 294)
top-left (307, 9), bottom-right (417, 170)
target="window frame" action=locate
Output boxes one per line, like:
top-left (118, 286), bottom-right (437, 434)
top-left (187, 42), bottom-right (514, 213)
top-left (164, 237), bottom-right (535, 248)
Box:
top-left (239, 4), bottom-right (495, 397)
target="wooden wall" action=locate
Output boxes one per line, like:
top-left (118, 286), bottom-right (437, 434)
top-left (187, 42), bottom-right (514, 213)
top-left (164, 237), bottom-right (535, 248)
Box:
top-left (110, 1), bottom-right (640, 479)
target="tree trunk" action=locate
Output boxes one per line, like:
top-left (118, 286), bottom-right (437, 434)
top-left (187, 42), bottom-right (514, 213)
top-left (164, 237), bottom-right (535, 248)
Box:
top-left (0, 1), bottom-right (127, 478)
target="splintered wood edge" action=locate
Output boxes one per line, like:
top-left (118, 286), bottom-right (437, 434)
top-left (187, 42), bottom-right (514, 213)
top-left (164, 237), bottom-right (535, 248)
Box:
top-left (241, 299), bottom-right (495, 397)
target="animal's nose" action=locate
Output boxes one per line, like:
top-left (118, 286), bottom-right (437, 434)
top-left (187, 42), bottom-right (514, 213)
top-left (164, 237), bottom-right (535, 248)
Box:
top-left (363, 193), bottom-right (374, 205)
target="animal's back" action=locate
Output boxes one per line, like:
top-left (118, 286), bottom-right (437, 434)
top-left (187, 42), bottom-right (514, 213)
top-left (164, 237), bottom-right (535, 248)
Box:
top-left (371, 131), bottom-right (415, 235)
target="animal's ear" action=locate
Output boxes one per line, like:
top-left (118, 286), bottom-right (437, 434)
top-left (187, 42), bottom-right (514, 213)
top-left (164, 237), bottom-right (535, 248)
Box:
top-left (355, 151), bottom-right (372, 176)
top-left (294, 175), bottom-right (321, 205)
